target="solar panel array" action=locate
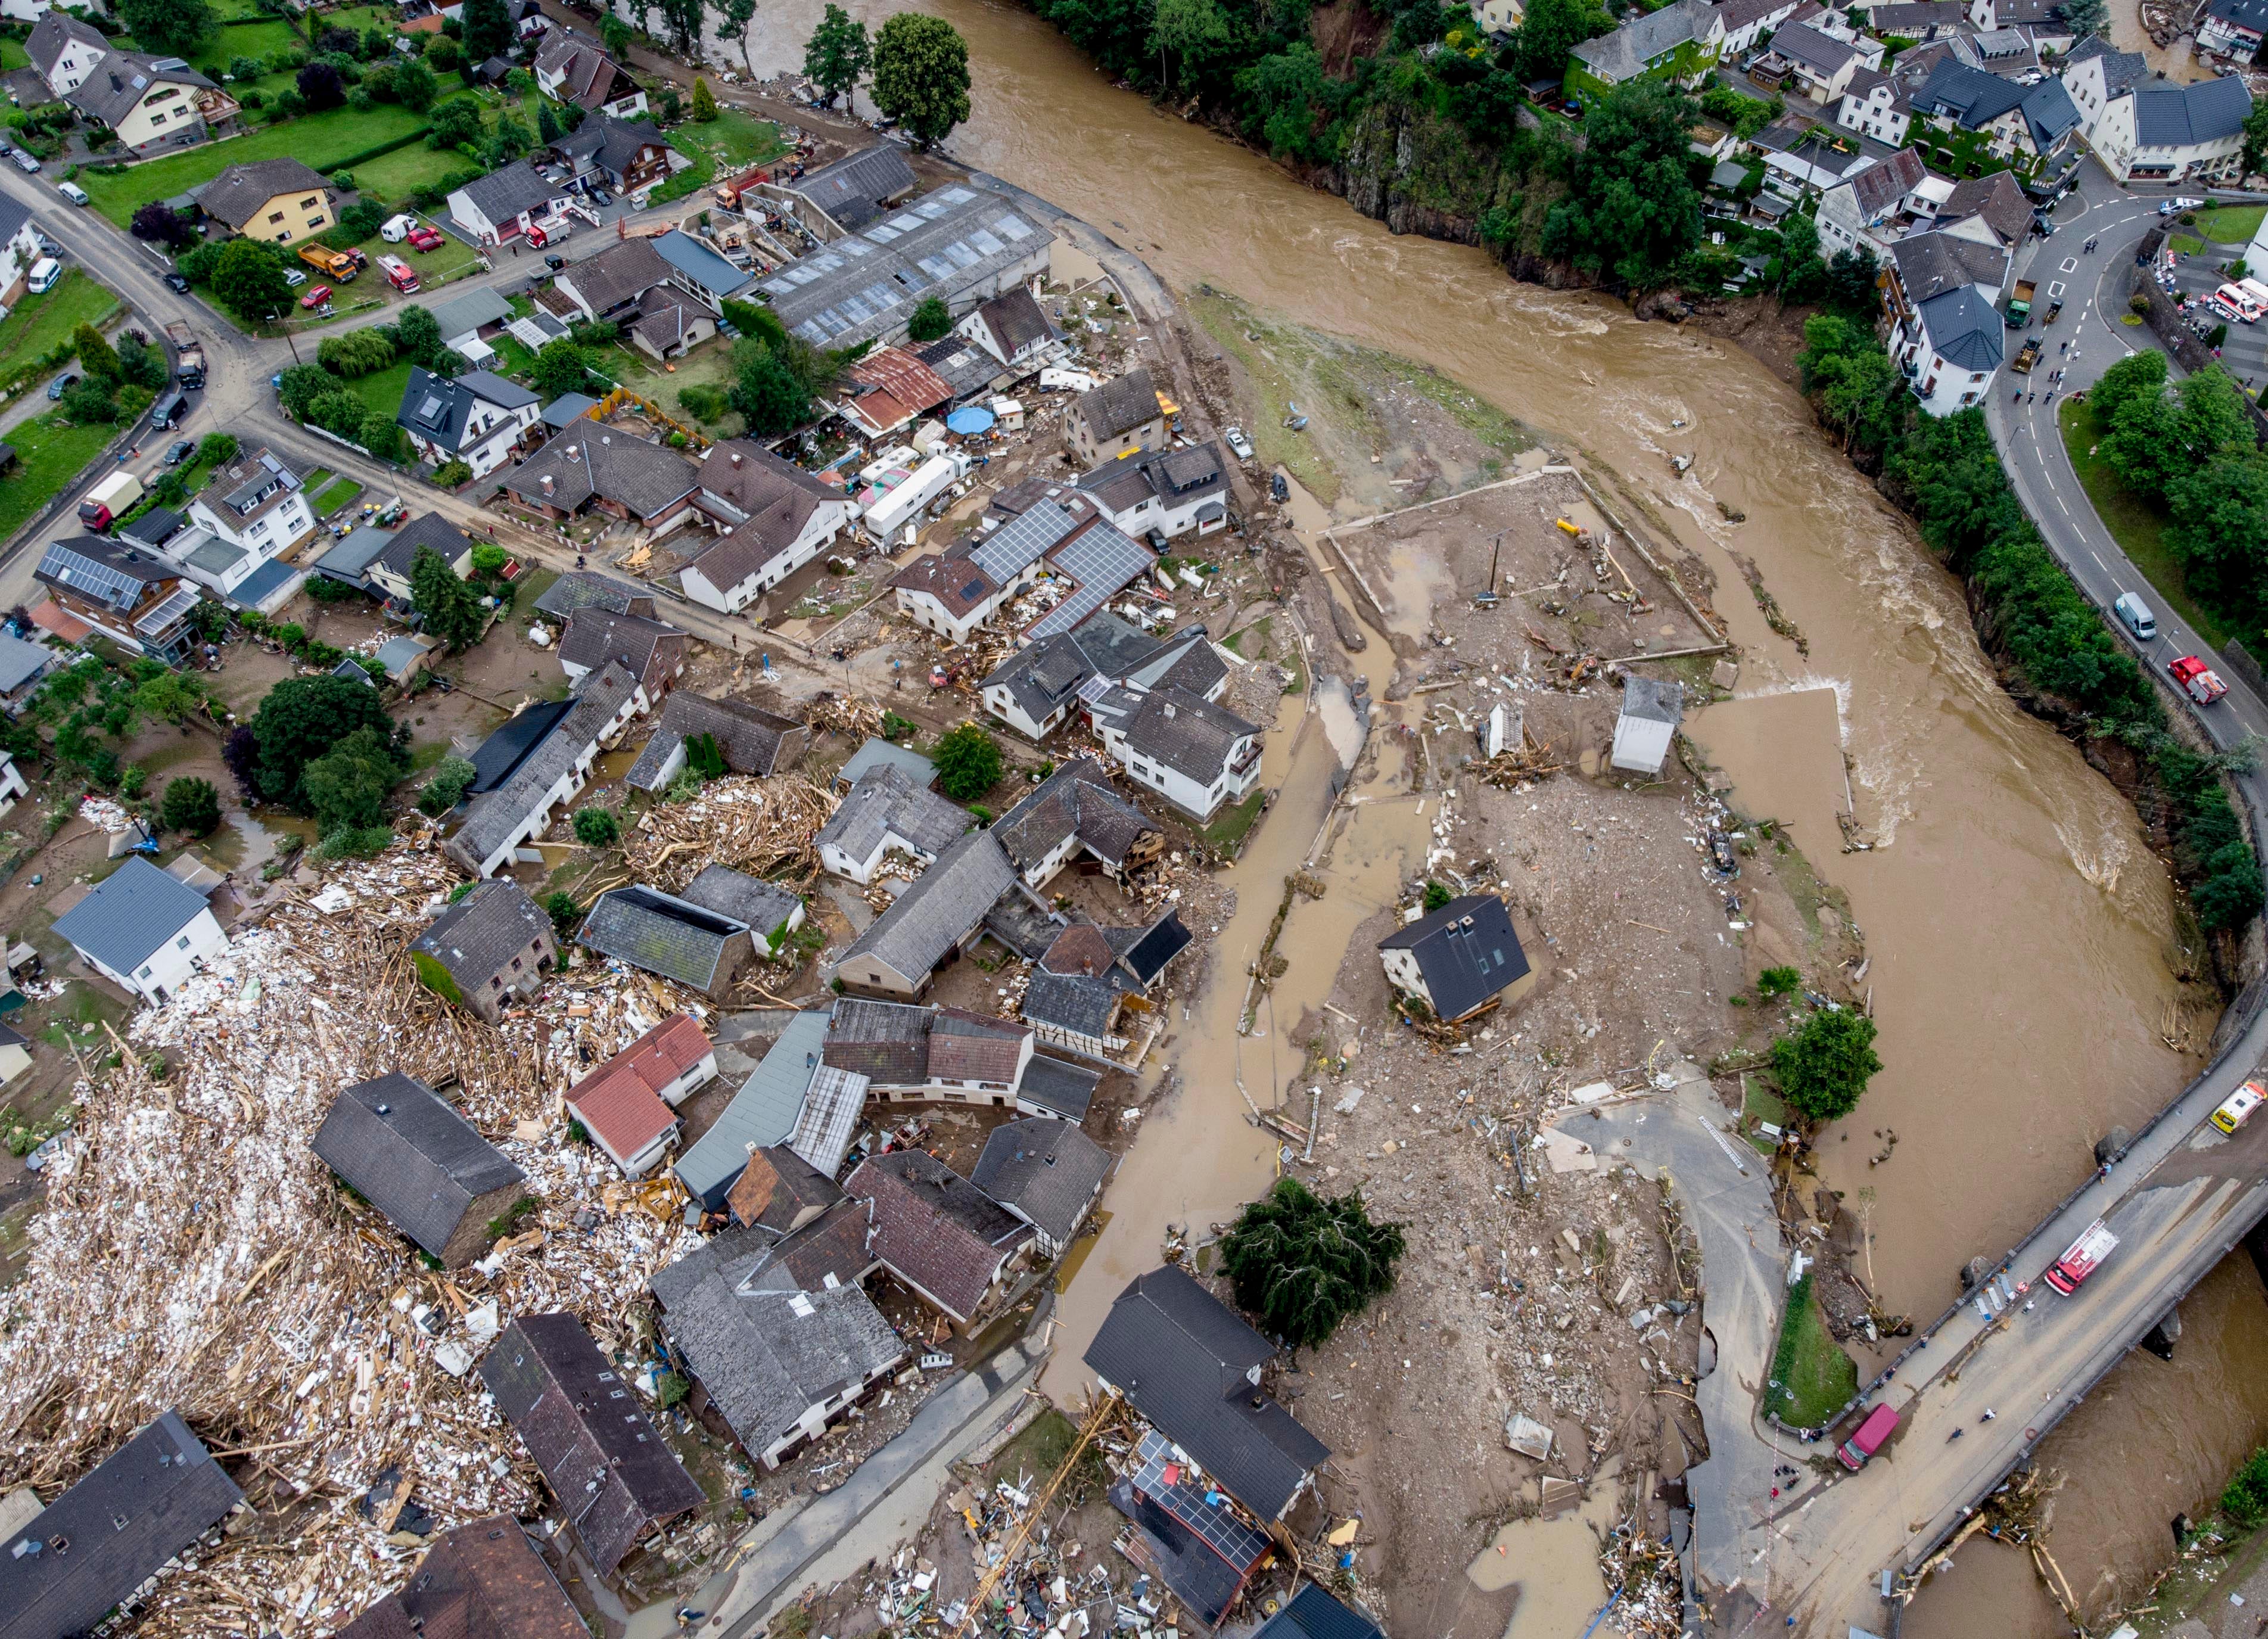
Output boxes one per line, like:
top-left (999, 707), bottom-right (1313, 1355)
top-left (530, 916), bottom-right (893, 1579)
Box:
top-left (969, 500), bottom-right (1079, 585)
top-left (136, 585), bottom-right (203, 635)
top-left (1026, 521), bottom-right (1154, 641)
top-left (39, 545), bottom-right (144, 611)
top-left (1130, 1430), bottom-right (1270, 1571)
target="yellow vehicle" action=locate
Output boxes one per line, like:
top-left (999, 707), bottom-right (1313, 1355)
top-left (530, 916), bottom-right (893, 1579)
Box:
top-left (297, 243), bottom-right (359, 281)
top-left (2211, 1080), bottom-right (2264, 1134)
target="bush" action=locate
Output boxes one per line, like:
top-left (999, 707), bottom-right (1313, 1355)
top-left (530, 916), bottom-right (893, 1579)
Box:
top-left (880, 710), bottom-right (918, 742)
top-left (1757, 965), bottom-right (1801, 997)
top-left (433, 459), bottom-right (472, 487)
top-left (931, 721), bottom-right (1001, 801)
top-left (2225, 1448), bottom-right (2268, 1526)
top-left (1421, 880), bottom-right (1452, 911)
top-left (1771, 1008), bottom-right (1881, 1123)
top-left (907, 295), bottom-right (951, 342)
top-left (543, 890), bottom-right (583, 937)
top-left (573, 807), bottom-right (620, 846)
top-left (677, 382), bottom-right (726, 421)
top-left (160, 776), bottom-right (222, 837)
top-left (416, 754), bottom-right (477, 816)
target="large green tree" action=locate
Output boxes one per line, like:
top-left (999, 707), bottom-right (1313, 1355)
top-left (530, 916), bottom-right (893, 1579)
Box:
top-left (250, 676), bottom-right (394, 810)
top-left (1217, 1177), bottom-right (1405, 1349)
top-left (2244, 94), bottom-right (2268, 178)
top-left (160, 776), bottom-right (223, 838)
top-left (211, 240), bottom-right (291, 323)
top-left (73, 324), bottom-right (120, 384)
top-left (117, 0), bottom-right (217, 57)
top-left (657, 0), bottom-right (707, 57)
top-left (803, 3), bottom-right (872, 107)
top-left (1511, 0), bottom-right (1613, 83)
top-left (1771, 1007), bottom-right (1881, 1123)
top-left (727, 343), bottom-right (814, 434)
top-left (871, 13), bottom-right (970, 149)
top-left (1234, 43), bottom-right (1348, 166)
top-left (2170, 450), bottom-right (2268, 633)
top-left (932, 722), bottom-right (1003, 800)
top-left (531, 340), bottom-right (593, 397)
top-left (2061, 0), bottom-right (2109, 35)
top-left (410, 546), bottom-right (488, 650)
top-left (1538, 79), bottom-right (1704, 287)
top-left (1150, 0), bottom-right (1234, 95)
top-left (461, 0), bottom-right (513, 62)
top-left (304, 726), bottom-right (404, 833)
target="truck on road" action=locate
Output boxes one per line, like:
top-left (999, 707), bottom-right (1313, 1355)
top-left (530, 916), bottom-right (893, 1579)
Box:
top-left (2011, 337), bottom-right (2042, 374)
top-left (1838, 1405), bottom-right (1898, 1471)
top-left (2006, 279), bottom-right (2036, 326)
top-left (77, 471), bottom-right (142, 531)
top-left (163, 321), bottom-right (204, 389)
top-left (297, 244), bottom-right (358, 282)
top-left (2169, 654), bottom-right (2228, 704)
top-left (2043, 1218), bottom-right (2117, 1295)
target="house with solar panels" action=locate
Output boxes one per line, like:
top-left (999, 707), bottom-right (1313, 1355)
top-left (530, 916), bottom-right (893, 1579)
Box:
top-left (889, 489), bottom-right (1157, 648)
top-left (188, 443), bottom-right (316, 565)
top-left (33, 534), bottom-right (204, 664)
top-left (754, 182), bottom-right (1051, 353)
top-left (396, 366), bottom-right (544, 479)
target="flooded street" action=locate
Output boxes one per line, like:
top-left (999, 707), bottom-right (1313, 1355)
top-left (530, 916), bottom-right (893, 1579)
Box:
top-left (725, 1), bottom-right (2268, 1619)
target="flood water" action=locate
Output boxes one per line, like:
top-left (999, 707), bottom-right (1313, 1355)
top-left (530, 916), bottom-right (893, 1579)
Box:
top-left (721, 2), bottom-right (2268, 1621)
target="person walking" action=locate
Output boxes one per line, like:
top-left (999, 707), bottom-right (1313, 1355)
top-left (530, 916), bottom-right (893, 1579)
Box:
top-left (1981, 1409), bottom-right (1997, 1422)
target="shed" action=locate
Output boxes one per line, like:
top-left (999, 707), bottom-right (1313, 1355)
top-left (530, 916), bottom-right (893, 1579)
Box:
top-left (1610, 675), bottom-right (1684, 773)
top-left (310, 1072), bottom-right (528, 1268)
top-left (578, 884), bottom-right (754, 999)
top-left (674, 1010), bottom-right (831, 1208)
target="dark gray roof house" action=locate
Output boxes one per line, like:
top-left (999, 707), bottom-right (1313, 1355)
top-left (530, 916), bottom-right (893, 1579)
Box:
top-left (370, 509), bottom-right (478, 594)
top-left (833, 830), bottom-right (1018, 997)
top-left (1018, 1053), bottom-right (1104, 1122)
top-left (1917, 285), bottom-right (2005, 371)
top-left (994, 758), bottom-right (1161, 885)
top-left (1252, 1585), bottom-right (1387, 1639)
top-left (447, 661), bottom-right (640, 878)
top-left (1084, 1265), bottom-right (1330, 1520)
top-left (396, 366), bottom-right (540, 461)
top-left (1119, 688), bottom-right (1258, 794)
top-left (2133, 75), bottom-right (2253, 147)
top-left (970, 1116), bottom-right (1111, 1251)
top-left (786, 144), bottom-right (919, 229)
top-left (479, 1313), bottom-right (705, 1575)
top-left (1072, 368), bottom-right (1163, 444)
top-left (555, 113), bottom-right (673, 187)
top-left (337, 1514), bottom-right (589, 1639)
top-left (455, 158), bottom-right (559, 232)
top-left (1889, 229), bottom-right (2008, 305)
top-left (67, 54), bottom-right (217, 135)
top-left (824, 997), bottom-right (934, 1084)
top-left (1377, 894), bottom-right (1530, 1024)
top-left (965, 287), bottom-right (1053, 366)
top-left (500, 430), bottom-right (701, 522)
top-left (0, 1410), bottom-right (242, 1639)
top-left (624, 691), bottom-right (808, 791)
top-left (310, 1072), bottom-right (528, 1268)
top-left (556, 607), bottom-right (686, 693)
top-left (534, 570), bottom-right (654, 621)
top-left (839, 736), bottom-right (937, 789)
top-left (816, 763), bottom-right (969, 878)
top-left (680, 864), bottom-right (805, 945)
top-left (2064, 32), bottom-right (2147, 95)
top-left (1938, 170), bottom-right (2032, 247)
top-left (410, 878), bottom-right (558, 1024)
top-left (579, 885), bottom-right (755, 999)
top-left (465, 700), bottom-right (575, 794)
top-left (1912, 59), bottom-right (2080, 149)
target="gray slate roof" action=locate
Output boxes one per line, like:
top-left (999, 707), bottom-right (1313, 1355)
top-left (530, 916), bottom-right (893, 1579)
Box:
top-left (791, 144), bottom-right (919, 229)
top-left (412, 879), bottom-right (552, 993)
top-left (448, 661), bottom-right (637, 873)
top-left (2133, 76), bottom-right (2253, 147)
top-left (1020, 967), bottom-right (1121, 1040)
top-left (680, 864), bottom-right (804, 941)
top-left (51, 855), bottom-right (209, 977)
top-left (478, 1313), bottom-right (704, 1575)
top-left (373, 509), bottom-right (477, 586)
top-left (1083, 1265), bottom-right (1330, 1519)
top-left (1122, 686), bottom-right (1257, 785)
top-left (502, 430), bottom-right (701, 519)
top-left (1253, 1586), bottom-right (1387, 1639)
top-left (398, 365), bottom-right (538, 456)
top-left (1377, 894), bottom-right (1530, 1022)
top-left (26, 11), bottom-right (106, 85)
top-left (2064, 32), bottom-right (2147, 95)
top-left (683, 442), bottom-right (844, 593)
top-left (972, 286), bottom-right (1051, 358)
top-left (675, 1010), bottom-right (830, 1206)
top-left (1074, 368), bottom-right (1162, 442)
top-left (623, 690), bottom-right (806, 790)
top-left (198, 157), bottom-right (330, 230)
top-left (838, 829), bottom-right (1017, 985)
top-left (558, 607), bottom-right (682, 680)
top-left (657, 1276), bottom-right (904, 1458)
top-left (310, 1072), bottom-right (526, 1258)
top-left (1019, 1053), bottom-right (1102, 1121)
top-left (1619, 674), bottom-right (1685, 726)
top-left (994, 759), bottom-right (1155, 878)
top-left (69, 53), bottom-right (215, 132)
top-left (0, 631), bottom-right (53, 696)
top-left (428, 285), bottom-right (514, 342)
top-left (578, 885), bottom-right (746, 990)
top-left (970, 1117), bottom-right (1110, 1243)
top-left (1918, 284), bottom-right (2006, 371)
top-left (0, 1409), bottom-right (243, 1639)
top-left (1569, 0), bottom-right (1714, 80)
top-left (817, 763), bottom-right (969, 865)
top-left (840, 736), bottom-right (936, 788)
top-left (534, 569), bottom-right (652, 620)
top-left (1889, 229), bottom-right (2008, 304)
top-left (454, 159), bottom-right (559, 228)
top-left (824, 997), bottom-right (932, 1084)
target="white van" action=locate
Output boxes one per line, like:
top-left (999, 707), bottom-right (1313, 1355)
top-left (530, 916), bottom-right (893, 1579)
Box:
top-left (2114, 592), bottom-right (2157, 642)
top-left (24, 258), bottom-right (60, 294)
top-left (55, 180), bottom-right (88, 206)
top-left (379, 213), bottom-right (417, 243)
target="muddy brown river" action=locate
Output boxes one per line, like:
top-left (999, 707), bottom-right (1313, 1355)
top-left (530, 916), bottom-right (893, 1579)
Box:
top-left (721, 2), bottom-right (2268, 1622)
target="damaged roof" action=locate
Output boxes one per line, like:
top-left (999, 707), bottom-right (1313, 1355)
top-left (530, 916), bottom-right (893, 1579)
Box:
top-left (970, 1117), bottom-right (1110, 1244)
top-left (310, 1073), bottom-right (525, 1260)
top-left (844, 1150), bottom-right (1034, 1323)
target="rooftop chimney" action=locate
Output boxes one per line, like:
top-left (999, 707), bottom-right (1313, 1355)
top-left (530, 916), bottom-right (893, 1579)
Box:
top-left (730, 450), bottom-right (742, 466)
top-left (540, 474), bottom-right (555, 494)
top-left (564, 444), bottom-right (579, 459)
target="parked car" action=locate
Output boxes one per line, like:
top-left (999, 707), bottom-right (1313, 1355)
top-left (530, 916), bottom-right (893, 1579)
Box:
top-left (2212, 1080), bottom-right (2265, 1134)
top-left (164, 439), bottom-right (195, 466)
top-left (407, 225), bottom-right (444, 251)
top-left (1224, 425), bottom-right (1253, 460)
top-left (283, 269), bottom-right (307, 288)
top-left (300, 284), bottom-right (332, 309)
top-left (10, 149), bottom-right (40, 174)
top-left (163, 272), bottom-right (191, 294)
top-left (544, 253), bottom-right (565, 271)
top-left (47, 372), bottom-right (77, 400)
top-left (590, 188), bottom-right (612, 207)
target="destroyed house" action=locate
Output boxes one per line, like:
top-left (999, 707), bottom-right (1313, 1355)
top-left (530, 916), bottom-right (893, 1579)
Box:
top-left (312, 1073), bottom-right (528, 1269)
top-left (1376, 895), bottom-right (1531, 1024)
top-left (533, 569), bottom-right (654, 622)
top-left (781, 1060), bottom-right (869, 1181)
top-left (779, 142), bottom-right (919, 232)
top-left (823, 997), bottom-right (1037, 1106)
top-left (624, 691), bottom-right (808, 792)
top-left (0, 1410), bottom-right (243, 1639)
top-left (679, 864), bottom-right (807, 950)
top-left (337, 1516), bottom-right (588, 1639)
top-left (411, 878), bottom-right (558, 1024)
top-left (726, 1143), bottom-right (842, 1235)
top-left (1018, 912), bottom-right (1189, 1063)
top-left (980, 611), bottom-right (1161, 742)
top-left (993, 758), bottom-right (1162, 889)
top-left (578, 884), bottom-right (754, 1000)
top-left (1085, 1265), bottom-right (1329, 1520)
top-left (565, 1013), bottom-right (718, 1178)
top-left (447, 661), bottom-right (645, 878)
top-left (831, 829), bottom-right (1019, 998)
top-left (480, 1313), bottom-right (703, 1576)
top-left (674, 1010), bottom-right (830, 1208)
top-left (1109, 1427), bottom-right (1274, 1629)
top-left (844, 1149), bottom-right (1035, 1326)
top-left (970, 1116), bottom-right (1110, 1255)
top-left (815, 762), bottom-right (969, 884)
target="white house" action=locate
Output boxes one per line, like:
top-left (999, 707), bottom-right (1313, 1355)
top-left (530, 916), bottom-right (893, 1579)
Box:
top-left (815, 764), bottom-right (969, 884)
top-left (0, 752), bottom-right (29, 818)
top-left (444, 663), bottom-right (648, 878)
top-left (396, 366), bottom-right (543, 479)
top-left (1093, 686), bottom-right (1261, 821)
top-left (1610, 676), bottom-right (1685, 773)
top-left (533, 30), bottom-right (648, 120)
top-left (1470, 0), bottom-right (1523, 32)
top-left (52, 856), bottom-right (228, 1006)
top-left (154, 522), bottom-right (305, 615)
top-left (1815, 148), bottom-right (1927, 260)
top-left (187, 444), bottom-right (316, 562)
top-left (565, 1013), bottom-right (717, 1178)
top-left (445, 160), bottom-right (572, 248)
top-left (2082, 74), bottom-right (2252, 184)
top-left (681, 443), bottom-right (857, 613)
top-left (1716, 0), bottom-right (1800, 55)
top-left (1907, 285), bottom-right (2005, 414)
top-left (2060, 36), bottom-right (2146, 144)
top-left (2197, 0), bottom-right (2268, 60)
top-left (956, 287), bottom-right (1054, 374)
top-left (26, 11), bottom-right (109, 96)
top-left (0, 195), bottom-right (43, 307)
top-left (1834, 67), bottom-right (1912, 147)
top-left (1074, 441), bottom-right (1230, 545)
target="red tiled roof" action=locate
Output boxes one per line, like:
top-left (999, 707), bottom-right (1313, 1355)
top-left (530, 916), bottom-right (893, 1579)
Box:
top-left (28, 600), bottom-right (91, 642)
top-left (849, 348), bottom-right (953, 417)
top-left (566, 1014), bottom-right (711, 1164)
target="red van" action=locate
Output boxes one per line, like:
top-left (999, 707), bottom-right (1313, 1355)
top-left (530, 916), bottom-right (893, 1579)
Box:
top-left (1838, 1404), bottom-right (1899, 1471)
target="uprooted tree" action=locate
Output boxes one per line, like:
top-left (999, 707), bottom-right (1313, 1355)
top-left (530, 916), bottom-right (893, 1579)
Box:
top-left (1217, 1176), bottom-right (1405, 1349)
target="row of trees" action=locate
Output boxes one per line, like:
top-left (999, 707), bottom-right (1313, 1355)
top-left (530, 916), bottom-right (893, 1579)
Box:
top-left (1788, 320), bottom-right (2265, 934)
top-left (801, 8), bottom-right (972, 150)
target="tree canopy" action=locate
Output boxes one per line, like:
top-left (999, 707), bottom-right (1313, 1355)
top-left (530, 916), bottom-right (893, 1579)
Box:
top-left (907, 296), bottom-right (952, 342)
top-left (116, 0), bottom-right (216, 57)
top-left (931, 722), bottom-right (1001, 801)
top-left (804, 4), bottom-right (872, 107)
top-left (1771, 1008), bottom-right (1881, 1123)
top-left (249, 676), bottom-right (395, 811)
top-left (727, 342), bottom-right (815, 435)
top-left (211, 240), bottom-right (293, 322)
top-left (460, 0), bottom-right (512, 63)
top-left (160, 777), bottom-right (222, 838)
top-left (303, 725), bottom-right (404, 834)
top-left (1539, 80), bottom-right (1704, 287)
top-left (410, 546), bottom-right (488, 650)
top-left (1510, 0), bottom-right (1613, 83)
top-left (1217, 1177), bottom-right (1406, 1349)
top-left (871, 13), bottom-right (971, 149)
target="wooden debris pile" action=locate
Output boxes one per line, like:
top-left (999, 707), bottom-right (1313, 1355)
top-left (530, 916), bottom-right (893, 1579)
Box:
top-left (625, 774), bottom-right (839, 890)
top-left (804, 692), bottom-right (888, 744)
top-left (0, 844), bottom-right (714, 1638)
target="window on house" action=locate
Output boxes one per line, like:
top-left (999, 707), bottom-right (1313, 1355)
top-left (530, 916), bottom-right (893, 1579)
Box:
top-left (139, 966), bottom-right (154, 979)
top-left (177, 935), bottom-right (191, 950)
top-left (511, 957), bottom-right (522, 971)
top-left (268, 210), bottom-right (285, 224)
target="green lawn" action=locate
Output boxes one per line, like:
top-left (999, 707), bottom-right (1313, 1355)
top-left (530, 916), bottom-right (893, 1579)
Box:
top-left (77, 104), bottom-right (431, 227)
top-left (1768, 1275), bottom-right (1859, 1429)
top-left (1200, 786), bottom-right (1270, 856)
top-left (0, 415), bottom-right (119, 548)
top-left (347, 142), bottom-right (478, 207)
top-left (185, 17), bottom-right (301, 76)
top-left (0, 271), bottom-right (123, 396)
top-left (0, 36), bottom-right (29, 73)
top-left (652, 110), bottom-right (786, 205)
top-left (311, 477), bottom-right (364, 516)
top-left (2059, 398), bottom-right (2232, 648)
top-left (346, 357), bottom-right (416, 421)
top-left (2193, 204), bottom-right (2267, 246)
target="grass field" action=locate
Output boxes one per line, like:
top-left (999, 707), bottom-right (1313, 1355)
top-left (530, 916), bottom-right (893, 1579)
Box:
top-left (348, 142), bottom-right (474, 206)
top-left (2193, 204), bottom-right (2267, 246)
top-left (312, 476), bottom-right (365, 515)
top-left (185, 17), bottom-right (301, 77)
top-left (0, 35), bottom-right (29, 73)
top-left (78, 105), bottom-right (431, 227)
top-left (0, 415), bottom-right (117, 548)
top-left (0, 272), bottom-right (122, 395)
top-left (652, 110), bottom-right (787, 204)
top-left (345, 359), bottom-right (416, 421)
top-left (1769, 1274), bottom-right (1858, 1429)
top-left (2059, 398), bottom-right (2230, 648)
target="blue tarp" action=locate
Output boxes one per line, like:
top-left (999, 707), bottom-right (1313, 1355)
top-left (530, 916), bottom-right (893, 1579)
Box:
top-left (945, 406), bottom-right (995, 435)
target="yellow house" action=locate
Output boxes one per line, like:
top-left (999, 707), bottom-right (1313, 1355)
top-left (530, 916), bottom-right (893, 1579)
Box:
top-left (198, 158), bottom-right (336, 245)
